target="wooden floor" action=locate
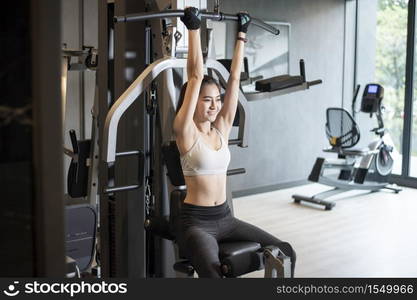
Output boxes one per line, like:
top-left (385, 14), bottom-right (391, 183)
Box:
top-left (233, 183), bottom-right (417, 278)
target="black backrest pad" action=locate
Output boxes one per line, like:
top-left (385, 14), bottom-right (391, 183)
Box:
top-left (326, 108), bottom-right (360, 148)
top-left (67, 140), bottom-right (91, 198)
top-left (170, 189), bottom-right (186, 221)
top-left (162, 141), bottom-right (185, 186)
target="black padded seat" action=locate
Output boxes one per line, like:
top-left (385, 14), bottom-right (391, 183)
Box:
top-left (175, 241), bottom-right (262, 265)
top-left (218, 242), bottom-right (261, 259)
top-left (173, 241), bottom-right (262, 277)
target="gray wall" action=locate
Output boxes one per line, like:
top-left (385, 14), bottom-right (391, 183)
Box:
top-left (218, 0), bottom-right (355, 194)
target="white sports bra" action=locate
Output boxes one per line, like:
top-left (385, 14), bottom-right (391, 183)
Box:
top-left (180, 127), bottom-right (231, 176)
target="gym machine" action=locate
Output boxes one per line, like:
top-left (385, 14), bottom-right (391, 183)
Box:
top-left (99, 4), bottom-right (320, 278)
top-left (85, 0), bottom-right (323, 278)
top-left (293, 83), bottom-right (401, 210)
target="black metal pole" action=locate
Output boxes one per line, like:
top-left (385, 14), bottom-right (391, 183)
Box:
top-left (402, 0), bottom-right (415, 177)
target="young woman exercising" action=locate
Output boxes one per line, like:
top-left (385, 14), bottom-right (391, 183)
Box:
top-left (173, 7), bottom-right (296, 278)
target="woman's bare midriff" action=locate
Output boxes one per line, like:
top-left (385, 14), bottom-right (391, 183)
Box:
top-left (183, 174), bottom-right (227, 206)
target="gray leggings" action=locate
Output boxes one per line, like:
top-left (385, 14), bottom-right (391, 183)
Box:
top-left (173, 201), bottom-right (296, 278)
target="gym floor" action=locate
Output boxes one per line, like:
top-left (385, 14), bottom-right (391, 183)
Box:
top-left (234, 184), bottom-right (417, 278)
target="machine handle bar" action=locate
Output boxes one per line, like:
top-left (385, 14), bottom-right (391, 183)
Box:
top-left (114, 10), bottom-right (280, 35)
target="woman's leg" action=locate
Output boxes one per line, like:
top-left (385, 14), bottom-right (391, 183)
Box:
top-left (219, 217), bottom-right (296, 277)
top-left (179, 226), bottom-right (223, 278)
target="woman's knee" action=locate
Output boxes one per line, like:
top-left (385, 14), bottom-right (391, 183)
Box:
top-left (185, 236), bottom-right (223, 277)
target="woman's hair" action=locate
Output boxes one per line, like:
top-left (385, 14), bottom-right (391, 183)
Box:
top-left (176, 75), bottom-right (222, 114)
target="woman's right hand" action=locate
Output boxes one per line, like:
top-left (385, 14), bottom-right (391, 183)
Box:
top-left (180, 7), bottom-right (201, 30)
top-left (237, 12), bottom-right (251, 33)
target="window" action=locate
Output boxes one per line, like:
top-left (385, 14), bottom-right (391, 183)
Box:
top-left (356, 0), bottom-right (417, 183)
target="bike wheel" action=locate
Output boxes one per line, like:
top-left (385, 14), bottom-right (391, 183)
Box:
top-left (375, 145), bottom-right (394, 176)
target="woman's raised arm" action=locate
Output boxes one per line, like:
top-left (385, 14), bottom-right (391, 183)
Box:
top-left (214, 13), bottom-right (251, 137)
top-left (173, 7), bottom-right (204, 135)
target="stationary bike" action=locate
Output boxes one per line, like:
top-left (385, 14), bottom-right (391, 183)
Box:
top-left (293, 83), bottom-right (401, 210)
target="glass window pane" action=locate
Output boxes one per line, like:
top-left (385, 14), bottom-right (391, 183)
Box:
top-left (357, 0), bottom-right (408, 175)
top-left (375, 0), bottom-right (408, 175)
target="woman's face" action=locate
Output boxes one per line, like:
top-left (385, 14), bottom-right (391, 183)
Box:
top-left (195, 83), bottom-right (222, 123)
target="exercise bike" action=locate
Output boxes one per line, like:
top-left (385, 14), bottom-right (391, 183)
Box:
top-left (293, 83), bottom-right (401, 210)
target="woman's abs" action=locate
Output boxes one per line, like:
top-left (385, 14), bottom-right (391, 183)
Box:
top-left (183, 174), bottom-right (227, 206)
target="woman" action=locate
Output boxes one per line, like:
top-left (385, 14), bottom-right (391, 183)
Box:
top-left (173, 7), bottom-right (296, 278)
